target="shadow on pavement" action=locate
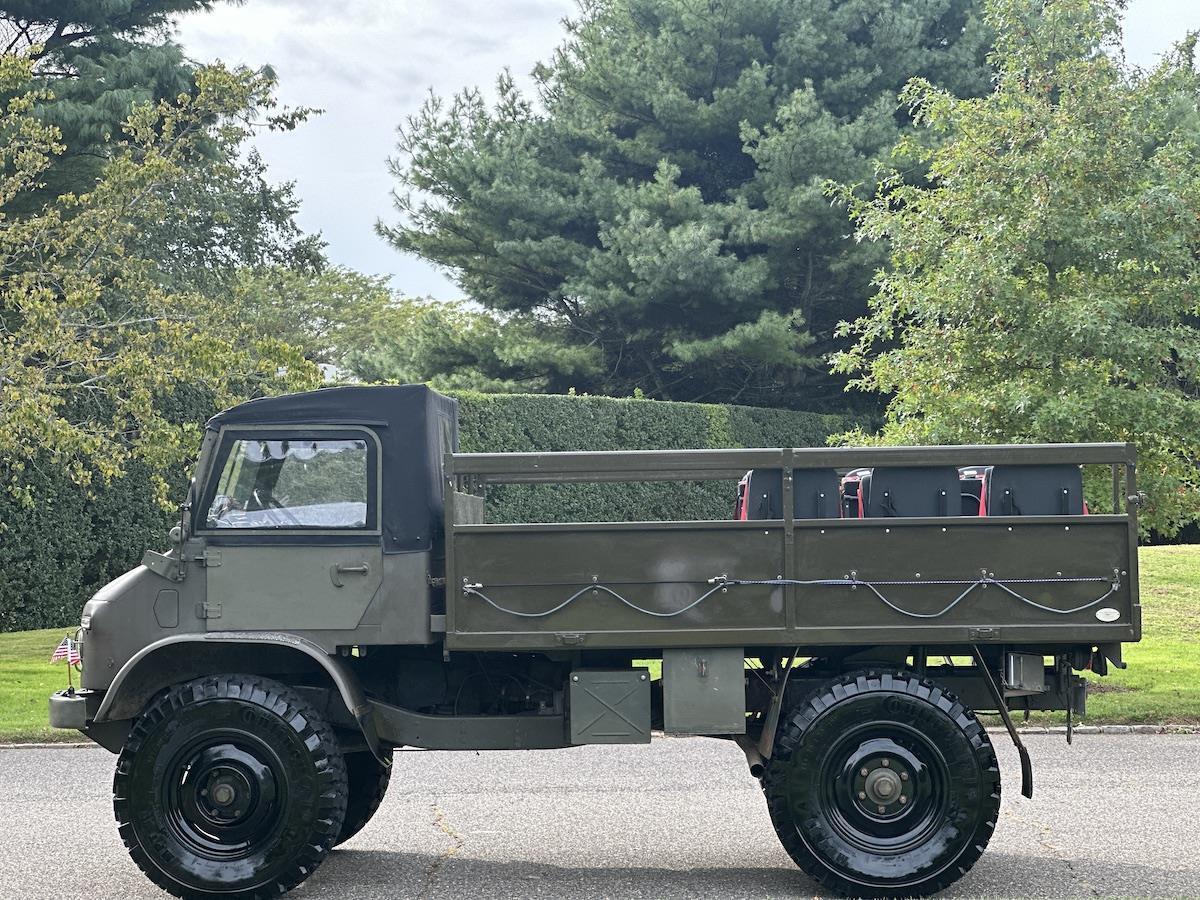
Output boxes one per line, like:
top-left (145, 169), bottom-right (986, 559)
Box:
top-left (310, 846), bottom-right (1195, 899)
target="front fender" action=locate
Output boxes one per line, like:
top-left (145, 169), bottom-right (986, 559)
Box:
top-left (93, 632), bottom-right (385, 763)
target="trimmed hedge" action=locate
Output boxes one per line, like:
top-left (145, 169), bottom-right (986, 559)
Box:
top-left (452, 392), bottom-right (854, 523)
top-left (0, 391), bottom-right (856, 631)
top-left (0, 457), bottom-right (186, 632)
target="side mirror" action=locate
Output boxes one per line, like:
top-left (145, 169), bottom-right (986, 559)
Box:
top-left (168, 525), bottom-right (183, 547)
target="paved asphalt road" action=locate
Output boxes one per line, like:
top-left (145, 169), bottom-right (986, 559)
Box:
top-left (1, 734), bottom-right (1197, 899)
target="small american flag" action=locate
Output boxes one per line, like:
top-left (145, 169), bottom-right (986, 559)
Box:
top-left (50, 636), bottom-right (81, 666)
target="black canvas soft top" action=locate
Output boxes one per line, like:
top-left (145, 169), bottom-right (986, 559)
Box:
top-left (206, 385), bottom-right (458, 554)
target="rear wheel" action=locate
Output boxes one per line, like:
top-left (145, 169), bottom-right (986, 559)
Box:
top-left (114, 674), bottom-right (347, 900)
top-left (762, 670), bottom-right (1000, 898)
top-left (335, 748), bottom-right (393, 846)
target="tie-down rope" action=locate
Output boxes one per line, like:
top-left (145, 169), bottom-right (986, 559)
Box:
top-left (460, 572), bottom-right (1121, 621)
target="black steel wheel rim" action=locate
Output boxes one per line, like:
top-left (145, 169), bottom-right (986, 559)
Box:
top-left (162, 732), bottom-right (287, 860)
top-left (815, 722), bottom-right (950, 859)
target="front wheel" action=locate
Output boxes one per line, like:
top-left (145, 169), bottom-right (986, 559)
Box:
top-left (335, 748), bottom-right (393, 846)
top-left (114, 674), bottom-right (348, 900)
top-left (762, 670), bottom-right (1001, 898)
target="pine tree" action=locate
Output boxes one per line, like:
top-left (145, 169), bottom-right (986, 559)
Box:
top-left (2, 2), bottom-right (224, 202)
top-left (383, 0), bottom-right (992, 408)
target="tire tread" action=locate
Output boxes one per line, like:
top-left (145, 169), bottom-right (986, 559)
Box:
top-left (113, 674), bottom-right (348, 900)
top-left (335, 749), bottom-right (393, 846)
top-left (762, 669), bottom-right (1002, 899)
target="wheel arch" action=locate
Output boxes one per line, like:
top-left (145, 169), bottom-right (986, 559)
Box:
top-left (93, 633), bottom-right (380, 755)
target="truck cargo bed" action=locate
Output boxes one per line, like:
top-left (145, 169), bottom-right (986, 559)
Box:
top-left (443, 444), bottom-right (1139, 653)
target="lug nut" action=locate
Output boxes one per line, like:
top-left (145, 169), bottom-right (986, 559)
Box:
top-left (877, 805), bottom-right (886, 814)
top-left (861, 767), bottom-right (869, 777)
top-left (858, 791), bottom-right (867, 800)
top-left (882, 759), bottom-right (890, 767)
top-left (900, 796), bottom-right (908, 805)
top-left (900, 772), bottom-right (909, 781)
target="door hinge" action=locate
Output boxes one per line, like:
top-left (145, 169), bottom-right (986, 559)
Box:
top-left (427, 576), bottom-right (447, 588)
top-left (196, 601), bottom-right (222, 620)
top-left (968, 626), bottom-right (1000, 641)
top-left (198, 549), bottom-right (222, 568)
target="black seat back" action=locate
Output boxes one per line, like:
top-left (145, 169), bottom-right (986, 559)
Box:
top-left (793, 468), bottom-right (840, 519)
top-left (863, 466), bottom-right (960, 517)
top-left (960, 477), bottom-right (983, 515)
top-left (739, 469), bottom-right (840, 520)
top-left (984, 465), bottom-right (1084, 516)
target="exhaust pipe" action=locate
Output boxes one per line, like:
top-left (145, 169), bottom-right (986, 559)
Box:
top-left (734, 734), bottom-right (766, 779)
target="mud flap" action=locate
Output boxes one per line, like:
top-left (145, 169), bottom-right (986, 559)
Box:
top-left (973, 645), bottom-right (1034, 799)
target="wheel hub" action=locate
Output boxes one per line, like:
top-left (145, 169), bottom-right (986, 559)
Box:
top-left (865, 768), bottom-right (901, 803)
top-left (198, 765), bottom-right (256, 822)
top-left (166, 739), bottom-right (284, 859)
top-left (852, 754), bottom-right (913, 817)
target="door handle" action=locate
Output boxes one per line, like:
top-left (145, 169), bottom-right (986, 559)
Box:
top-left (330, 562), bottom-right (370, 588)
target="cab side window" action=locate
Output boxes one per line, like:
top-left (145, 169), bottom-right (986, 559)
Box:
top-left (204, 435), bottom-right (373, 530)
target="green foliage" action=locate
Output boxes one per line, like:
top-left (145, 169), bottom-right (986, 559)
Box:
top-left (229, 266), bottom-right (396, 371)
top-left (834, 0), bottom-right (1200, 535)
top-left (383, 0), bottom-right (992, 409)
top-left (345, 297), bottom-right (601, 392)
top-left (0, 56), bottom-right (321, 492)
top-left (0, 404), bottom-right (206, 633)
top-left (2, 1), bottom-right (230, 202)
top-left (451, 390), bottom-right (854, 524)
top-left (130, 147), bottom-right (326, 301)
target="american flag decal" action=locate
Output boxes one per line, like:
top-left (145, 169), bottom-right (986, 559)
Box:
top-left (50, 636), bottom-right (81, 666)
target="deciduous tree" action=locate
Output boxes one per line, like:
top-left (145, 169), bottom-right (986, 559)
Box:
top-left (834, 0), bottom-right (1200, 534)
top-left (0, 56), bottom-right (320, 497)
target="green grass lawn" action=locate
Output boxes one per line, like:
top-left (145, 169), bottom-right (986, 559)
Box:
top-left (1069, 545), bottom-right (1200, 725)
top-left (0, 627), bottom-right (84, 743)
top-left (1, 547), bottom-right (1198, 742)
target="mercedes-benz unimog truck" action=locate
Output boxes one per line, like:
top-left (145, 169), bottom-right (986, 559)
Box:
top-left (49, 385), bottom-right (1141, 899)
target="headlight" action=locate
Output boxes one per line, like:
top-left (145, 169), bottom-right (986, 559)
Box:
top-left (80, 614), bottom-right (91, 630)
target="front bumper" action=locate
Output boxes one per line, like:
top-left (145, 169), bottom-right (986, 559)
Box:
top-left (48, 689), bottom-right (102, 731)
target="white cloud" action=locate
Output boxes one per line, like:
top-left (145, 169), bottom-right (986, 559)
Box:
top-left (176, 0), bottom-right (574, 298)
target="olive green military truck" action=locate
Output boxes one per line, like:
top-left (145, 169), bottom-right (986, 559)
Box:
top-left (49, 385), bottom-right (1141, 899)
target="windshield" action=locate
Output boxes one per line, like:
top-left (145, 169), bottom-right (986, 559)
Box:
top-left (204, 436), bottom-right (371, 530)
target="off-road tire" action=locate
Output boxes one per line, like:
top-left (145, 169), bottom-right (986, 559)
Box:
top-left (114, 674), bottom-right (348, 900)
top-left (762, 670), bottom-right (1001, 898)
top-left (335, 748), bottom-right (393, 846)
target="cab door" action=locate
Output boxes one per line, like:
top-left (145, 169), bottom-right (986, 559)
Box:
top-left (196, 426), bottom-right (384, 632)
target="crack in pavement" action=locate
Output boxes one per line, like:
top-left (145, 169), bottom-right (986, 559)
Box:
top-left (419, 803), bottom-right (465, 899)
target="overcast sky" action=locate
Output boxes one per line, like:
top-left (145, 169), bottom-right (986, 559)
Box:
top-left (175, 0), bottom-right (1200, 301)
